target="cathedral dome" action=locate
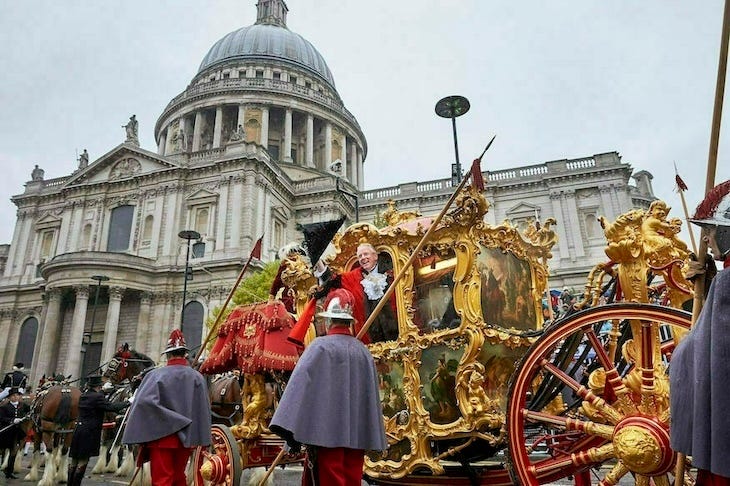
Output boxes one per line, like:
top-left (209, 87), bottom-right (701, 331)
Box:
top-left (198, 23), bottom-right (335, 89)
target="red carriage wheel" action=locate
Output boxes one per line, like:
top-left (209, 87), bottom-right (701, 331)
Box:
top-left (506, 303), bottom-right (693, 486)
top-left (192, 424), bottom-right (242, 486)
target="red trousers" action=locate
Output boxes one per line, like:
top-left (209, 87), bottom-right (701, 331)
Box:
top-left (697, 470), bottom-right (730, 486)
top-left (302, 447), bottom-right (364, 486)
top-left (147, 434), bottom-right (192, 486)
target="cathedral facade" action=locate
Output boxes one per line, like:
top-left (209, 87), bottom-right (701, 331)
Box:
top-left (0, 0), bottom-right (654, 386)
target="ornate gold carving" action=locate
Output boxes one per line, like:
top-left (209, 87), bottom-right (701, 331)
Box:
top-left (382, 200), bottom-right (422, 227)
top-left (230, 373), bottom-right (268, 440)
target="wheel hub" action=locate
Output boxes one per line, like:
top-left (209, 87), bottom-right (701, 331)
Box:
top-left (612, 416), bottom-right (674, 475)
top-left (200, 453), bottom-right (230, 484)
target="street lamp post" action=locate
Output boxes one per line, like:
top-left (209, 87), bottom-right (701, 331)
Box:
top-left (435, 95), bottom-right (471, 186)
top-left (335, 177), bottom-right (359, 222)
top-left (178, 230), bottom-right (201, 331)
top-left (83, 274), bottom-right (109, 383)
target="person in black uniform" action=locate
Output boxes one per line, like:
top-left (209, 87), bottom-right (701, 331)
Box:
top-left (0, 363), bottom-right (28, 400)
top-left (68, 374), bottom-right (128, 486)
top-left (0, 387), bottom-right (30, 478)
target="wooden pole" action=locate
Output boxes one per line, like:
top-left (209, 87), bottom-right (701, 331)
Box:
top-left (258, 448), bottom-right (287, 486)
top-left (193, 236), bottom-right (263, 364)
top-left (676, 1), bottom-right (730, 483)
top-left (356, 160), bottom-right (477, 341)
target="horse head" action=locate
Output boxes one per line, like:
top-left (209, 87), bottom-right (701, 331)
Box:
top-left (103, 343), bottom-right (156, 385)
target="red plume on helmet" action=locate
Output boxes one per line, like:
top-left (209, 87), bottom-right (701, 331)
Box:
top-left (691, 180), bottom-right (730, 227)
top-left (163, 329), bottom-right (188, 354)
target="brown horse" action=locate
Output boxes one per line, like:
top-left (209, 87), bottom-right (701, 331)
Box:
top-left (209, 373), bottom-right (243, 426)
top-left (26, 385), bottom-right (81, 485)
top-left (102, 344), bottom-right (156, 387)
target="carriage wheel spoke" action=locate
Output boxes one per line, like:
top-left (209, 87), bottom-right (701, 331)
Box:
top-left (531, 443), bottom-right (614, 476)
top-left (584, 328), bottom-right (636, 414)
top-left (636, 474), bottom-right (651, 486)
top-left (653, 473), bottom-right (671, 486)
top-left (598, 461), bottom-right (629, 486)
top-left (523, 409), bottom-right (614, 440)
top-left (541, 360), bottom-right (623, 424)
top-left (639, 320), bottom-right (658, 414)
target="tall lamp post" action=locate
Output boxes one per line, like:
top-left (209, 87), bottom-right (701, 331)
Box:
top-left (178, 230), bottom-right (201, 331)
top-left (83, 274), bottom-right (109, 383)
top-left (435, 95), bottom-right (470, 186)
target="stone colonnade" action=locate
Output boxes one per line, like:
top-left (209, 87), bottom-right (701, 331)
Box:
top-left (30, 285), bottom-right (200, 386)
top-left (157, 104), bottom-right (364, 188)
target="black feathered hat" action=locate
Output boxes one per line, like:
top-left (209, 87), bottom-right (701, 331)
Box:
top-left (296, 216), bottom-right (346, 267)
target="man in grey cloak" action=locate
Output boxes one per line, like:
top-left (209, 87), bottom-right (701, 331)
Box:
top-left (123, 329), bottom-right (211, 486)
top-left (270, 288), bottom-right (387, 485)
top-left (671, 180), bottom-right (730, 483)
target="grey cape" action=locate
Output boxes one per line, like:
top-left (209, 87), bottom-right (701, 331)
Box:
top-left (270, 333), bottom-right (387, 451)
top-left (122, 363), bottom-right (211, 448)
top-left (670, 268), bottom-right (730, 477)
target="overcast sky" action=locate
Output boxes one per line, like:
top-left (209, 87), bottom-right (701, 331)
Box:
top-left (1, 0), bottom-right (729, 248)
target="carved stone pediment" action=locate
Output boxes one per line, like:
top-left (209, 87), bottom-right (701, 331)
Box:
top-left (62, 144), bottom-right (182, 188)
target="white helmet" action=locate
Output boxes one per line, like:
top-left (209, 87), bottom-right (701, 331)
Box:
top-left (317, 288), bottom-right (355, 320)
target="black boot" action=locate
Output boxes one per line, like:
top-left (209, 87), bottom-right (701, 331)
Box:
top-left (67, 465), bottom-right (76, 486)
top-left (73, 464), bottom-right (87, 486)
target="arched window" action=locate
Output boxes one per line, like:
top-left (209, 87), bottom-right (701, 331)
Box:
top-left (107, 205), bottom-right (135, 252)
top-left (14, 317), bottom-right (38, 368)
top-left (182, 301), bottom-right (204, 352)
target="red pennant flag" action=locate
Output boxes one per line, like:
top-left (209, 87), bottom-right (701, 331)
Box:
top-left (470, 158), bottom-right (485, 191)
top-left (251, 235), bottom-right (263, 260)
top-left (675, 174), bottom-right (688, 192)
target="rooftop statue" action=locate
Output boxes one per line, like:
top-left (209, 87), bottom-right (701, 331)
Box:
top-left (31, 164), bottom-right (44, 181)
top-left (123, 114), bottom-right (139, 146)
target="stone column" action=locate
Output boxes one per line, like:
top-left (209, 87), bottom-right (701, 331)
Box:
top-left (215, 176), bottom-right (230, 254)
top-left (192, 111), bottom-right (203, 152)
top-left (306, 114), bottom-right (314, 168)
top-left (165, 124), bottom-right (174, 155)
top-left (230, 174), bottom-right (244, 249)
top-left (242, 174), bottom-right (255, 249)
top-left (356, 150), bottom-right (363, 190)
top-left (260, 106), bottom-right (269, 148)
top-left (237, 104), bottom-right (246, 130)
top-left (283, 108), bottom-right (293, 162)
top-left (0, 310), bottom-right (15, 372)
top-left (64, 286), bottom-right (90, 379)
top-left (340, 133), bottom-right (347, 175)
top-left (158, 130), bottom-right (167, 155)
top-left (213, 106), bottom-right (223, 148)
top-left (325, 122), bottom-right (332, 169)
top-left (4, 212), bottom-right (27, 278)
top-left (564, 190), bottom-right (585, 258)
top-left (34, 289), bottom-right (62, 383)
top-left (135, 292), bottom-right (153, 355)
top-left (100, 286), bottom-right (124, 364)
top-left (599, 185), bottom-right (615, 221)
top-left (550, 192), bottom-right (571, 261)
top-left (350, 141), bottom-right (358, 186)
